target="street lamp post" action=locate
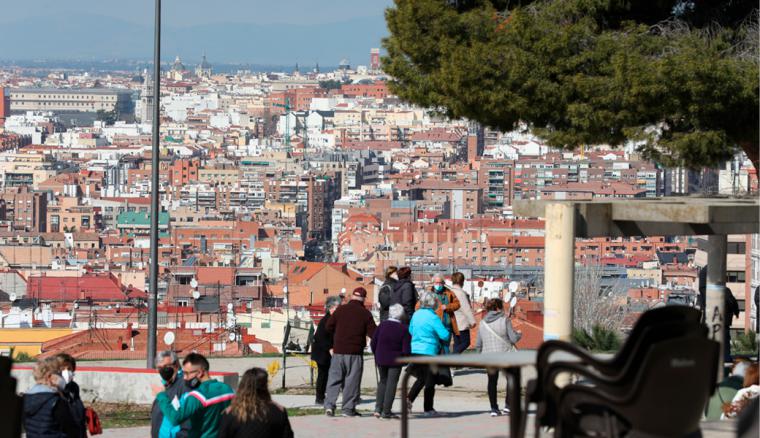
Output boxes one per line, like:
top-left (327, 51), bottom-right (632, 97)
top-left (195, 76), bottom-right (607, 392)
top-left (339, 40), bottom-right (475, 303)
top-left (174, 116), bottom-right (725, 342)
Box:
top-left (146, 0), bottom-right (162, 369)
top-left (281, 285), bottom-right (289, 389)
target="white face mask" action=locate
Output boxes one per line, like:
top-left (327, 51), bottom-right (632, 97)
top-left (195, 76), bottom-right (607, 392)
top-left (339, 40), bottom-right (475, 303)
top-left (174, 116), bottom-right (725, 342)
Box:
top-left (390, 273), bottom-right (399, 280)
top-left (54, 375), bottom-right (66, 392)
top-left (62, 369), bottom-right (74, 384)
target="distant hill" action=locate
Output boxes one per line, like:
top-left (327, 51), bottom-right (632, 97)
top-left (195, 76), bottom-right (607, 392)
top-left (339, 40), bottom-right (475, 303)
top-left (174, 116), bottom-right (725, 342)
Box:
top-left (0, 13), bottom-right (388, 65)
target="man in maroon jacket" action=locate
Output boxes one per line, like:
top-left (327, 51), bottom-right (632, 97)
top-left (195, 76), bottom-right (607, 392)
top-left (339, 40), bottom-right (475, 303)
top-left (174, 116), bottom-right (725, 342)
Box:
top-left (323, 287), bottom-right (377, 417)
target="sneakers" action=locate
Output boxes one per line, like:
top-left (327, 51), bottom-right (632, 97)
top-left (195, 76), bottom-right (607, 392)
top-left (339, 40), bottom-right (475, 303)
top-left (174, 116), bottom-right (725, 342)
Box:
top-left (381, 413), bottom-right (400, 420)
top-left (325, 408), bottom-right (334, 417)
top-left (373, 411), bottom-right (382, 418)
top-left (490, 410), bottom-right (501, 417)
top-left (421, 410), bottom-right (438, 417)
top-left (341, 410), bottom-right (362, 417)
top-left (502, 407), bottom-right (511, 415)
top-left (315, 398), bottom-right (325, 406)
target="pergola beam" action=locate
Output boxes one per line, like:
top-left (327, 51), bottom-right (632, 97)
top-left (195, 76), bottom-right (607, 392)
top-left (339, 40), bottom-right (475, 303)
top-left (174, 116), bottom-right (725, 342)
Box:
top-left (514, 198), bottom-right (760, 238)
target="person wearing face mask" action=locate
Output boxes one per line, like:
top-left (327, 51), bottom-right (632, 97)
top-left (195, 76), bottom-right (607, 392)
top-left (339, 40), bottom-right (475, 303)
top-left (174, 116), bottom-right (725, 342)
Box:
top-left (54, 354), bottom-right (86, 438)
top-left (151, 351), bottom-right (191, 438)
top-left (417, 273), bottom-right (461, 352)
top-left (155, 353), bottom-right (234, 438)
top-left (23, 357), bottom-right (78, 438)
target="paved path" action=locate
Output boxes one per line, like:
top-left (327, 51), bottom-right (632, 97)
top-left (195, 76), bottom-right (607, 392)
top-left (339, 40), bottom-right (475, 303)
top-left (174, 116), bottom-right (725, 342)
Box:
top-left (99, 392), bottom-right (738, 438)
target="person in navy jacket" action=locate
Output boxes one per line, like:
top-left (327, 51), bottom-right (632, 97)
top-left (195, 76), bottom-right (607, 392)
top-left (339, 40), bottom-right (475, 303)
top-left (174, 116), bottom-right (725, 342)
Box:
top-left (371, 304), bottom-right (412, 419)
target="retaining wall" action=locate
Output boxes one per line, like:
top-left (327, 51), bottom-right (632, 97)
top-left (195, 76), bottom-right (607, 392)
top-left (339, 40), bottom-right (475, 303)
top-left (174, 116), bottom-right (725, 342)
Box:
top-left (12, 365), bottom-right (239, 405)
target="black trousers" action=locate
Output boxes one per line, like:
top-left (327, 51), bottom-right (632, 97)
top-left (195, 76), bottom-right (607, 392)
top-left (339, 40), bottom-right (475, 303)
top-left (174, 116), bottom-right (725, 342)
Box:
top-left (453, 329), bottom-right (471, 354)
top-left (408, 364), bottom-right (436, 412)
top-left (375, 366), bottom-right (402, 415)
top-left (487, 371), bottom-right (509, 411)
top-left (316, 364), bottom-right (330, 402)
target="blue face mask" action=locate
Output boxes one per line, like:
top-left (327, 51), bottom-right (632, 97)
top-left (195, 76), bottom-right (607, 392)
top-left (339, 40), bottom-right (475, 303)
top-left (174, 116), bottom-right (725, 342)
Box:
top-left (434, 285), bottom-right (445, 293)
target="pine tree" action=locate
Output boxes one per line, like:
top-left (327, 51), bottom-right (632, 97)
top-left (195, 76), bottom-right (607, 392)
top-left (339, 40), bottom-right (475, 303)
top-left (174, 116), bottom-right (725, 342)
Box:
top-left (383, 0), bottom-right (759, 169)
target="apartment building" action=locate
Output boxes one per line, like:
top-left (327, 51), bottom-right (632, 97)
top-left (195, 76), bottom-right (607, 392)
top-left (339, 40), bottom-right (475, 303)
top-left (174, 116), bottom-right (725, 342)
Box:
top-left (9, 88), bottom-right (133, 114)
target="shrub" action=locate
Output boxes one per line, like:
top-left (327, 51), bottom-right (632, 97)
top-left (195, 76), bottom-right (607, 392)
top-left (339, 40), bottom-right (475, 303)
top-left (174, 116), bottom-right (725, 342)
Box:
top-left (572, 325), bottom-right (622, 353)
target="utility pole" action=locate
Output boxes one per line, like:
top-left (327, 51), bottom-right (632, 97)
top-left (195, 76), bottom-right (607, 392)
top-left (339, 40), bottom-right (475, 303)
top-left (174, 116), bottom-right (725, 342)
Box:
top-left (146, 0), bottom-right (162, 369)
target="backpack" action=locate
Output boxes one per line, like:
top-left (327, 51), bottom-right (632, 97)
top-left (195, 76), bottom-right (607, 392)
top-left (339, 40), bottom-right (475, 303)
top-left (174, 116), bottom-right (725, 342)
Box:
top-left (85, 407), bottom-right (102, 435)
top-left (379, 283), bottom-right (393, 310)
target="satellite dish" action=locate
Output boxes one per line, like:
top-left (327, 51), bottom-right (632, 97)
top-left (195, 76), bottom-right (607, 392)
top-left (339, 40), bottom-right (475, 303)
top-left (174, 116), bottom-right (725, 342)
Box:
top-left (228, 332), bottom-right (236, 342)
top-left (192, 290), bottom-right (201, 300)
top-left (9, 293), bottom-right (17, 302)
top-left (190, 279), bottom-right (198, 288)
top-left (163, 331), bottom-right (175, 346)
top-left (508, 281), bottom-right (519, 293)
top-left (509, 296), bottom-right (518, 309)
top-left (227, 303), bottom-right (234, 311)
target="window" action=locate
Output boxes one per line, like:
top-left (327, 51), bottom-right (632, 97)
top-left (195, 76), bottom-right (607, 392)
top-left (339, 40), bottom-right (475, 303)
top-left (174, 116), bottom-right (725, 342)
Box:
top-left (727, 242), bottom-right (746, 254)
top-left (727, 271), bottom-right (746, 283)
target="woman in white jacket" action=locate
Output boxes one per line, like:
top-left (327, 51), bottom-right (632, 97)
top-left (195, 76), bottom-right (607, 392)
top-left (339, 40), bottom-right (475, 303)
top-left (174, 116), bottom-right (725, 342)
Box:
top-left (476, 298), bottom-right (521, 417)
top-left (449, 272), bottom-right (477, 354)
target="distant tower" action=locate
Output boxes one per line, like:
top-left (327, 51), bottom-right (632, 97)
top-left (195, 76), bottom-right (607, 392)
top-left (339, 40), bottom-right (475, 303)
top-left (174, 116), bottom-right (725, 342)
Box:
top-left (0, 87), bottom-right (9, 127)
top-left (171, 55), bottom-right (185, 72)
top-left (315, 62), bottom-right (320, 74)
top-left (339, 58), bottom-right (350, 81)
top-left (169, 55), bottom-right (186, 80)
top-left (294, 62), bottom-right (300, 75)
top-left (370, 48), bottom-right (381, 71)
top-left (139, 70), bottom-right (154, 124)
top-left (195, 52), bottom-right (212, 79)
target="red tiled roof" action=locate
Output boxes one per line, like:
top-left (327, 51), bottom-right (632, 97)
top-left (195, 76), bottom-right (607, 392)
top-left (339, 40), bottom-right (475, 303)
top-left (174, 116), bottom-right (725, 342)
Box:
top-left (27, 273), bottom-right (145, 301)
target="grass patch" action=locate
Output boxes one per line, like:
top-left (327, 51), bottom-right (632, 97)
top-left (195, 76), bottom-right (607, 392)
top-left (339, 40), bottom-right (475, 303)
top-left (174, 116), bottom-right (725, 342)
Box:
top-left (91, 402), bottom-right (152, 429)
top-left (286, 407), bottom-right (325, 416)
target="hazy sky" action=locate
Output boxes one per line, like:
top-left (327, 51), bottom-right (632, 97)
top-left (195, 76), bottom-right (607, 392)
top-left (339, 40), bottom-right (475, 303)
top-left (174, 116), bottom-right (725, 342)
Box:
top-left (0, 0), bottom-right (393, 26)
top-left (0, 0), bottom-right (394, 63)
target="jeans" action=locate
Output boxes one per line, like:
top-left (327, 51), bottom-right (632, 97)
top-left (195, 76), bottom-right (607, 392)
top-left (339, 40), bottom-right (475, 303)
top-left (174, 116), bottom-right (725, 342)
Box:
top-left (453, 329), bottom-right (471, 354)
top-left (408, 364), bottom-right (436, 412)
top-left (324, 354), bottom-right (364, 414)
top-left (315, 364), bottom-right (330, 402)
top-left (375, 366), bottom-right (402, 415)
top-left (487, 371), bottom-right (509, 411)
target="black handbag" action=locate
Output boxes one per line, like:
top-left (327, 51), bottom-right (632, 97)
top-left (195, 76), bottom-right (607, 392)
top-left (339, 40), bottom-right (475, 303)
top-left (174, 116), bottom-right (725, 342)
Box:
top-left (435, 365), bottom-right (453, 387)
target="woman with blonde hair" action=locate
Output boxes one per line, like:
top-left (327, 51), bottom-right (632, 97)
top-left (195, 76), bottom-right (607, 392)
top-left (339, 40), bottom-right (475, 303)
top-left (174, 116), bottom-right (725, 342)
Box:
top-left (23, 357), bottom-right (78, 438)
top-left (217, 368), bottom-right (293, 438)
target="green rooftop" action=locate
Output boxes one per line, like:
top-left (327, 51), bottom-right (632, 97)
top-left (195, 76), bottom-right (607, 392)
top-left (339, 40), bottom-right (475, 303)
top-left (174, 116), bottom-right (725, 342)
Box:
top-left (117, 211), bottom-right (170, 227)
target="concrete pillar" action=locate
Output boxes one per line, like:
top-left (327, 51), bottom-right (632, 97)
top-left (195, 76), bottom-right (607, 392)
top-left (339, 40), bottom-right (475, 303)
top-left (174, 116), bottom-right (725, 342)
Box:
top-left (543, 203), bottom-right (576, 341)
top-left (705, 234), bottom-right (727, 383)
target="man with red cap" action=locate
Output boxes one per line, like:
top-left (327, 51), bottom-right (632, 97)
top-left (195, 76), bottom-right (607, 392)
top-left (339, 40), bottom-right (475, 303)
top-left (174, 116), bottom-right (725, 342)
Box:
top-left (323, 287), bottom-right (377, 417)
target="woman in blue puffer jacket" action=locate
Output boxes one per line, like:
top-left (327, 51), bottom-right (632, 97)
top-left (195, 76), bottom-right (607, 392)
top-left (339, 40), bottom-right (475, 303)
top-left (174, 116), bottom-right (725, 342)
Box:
top-left (407, 292), bottom-right (451, 416)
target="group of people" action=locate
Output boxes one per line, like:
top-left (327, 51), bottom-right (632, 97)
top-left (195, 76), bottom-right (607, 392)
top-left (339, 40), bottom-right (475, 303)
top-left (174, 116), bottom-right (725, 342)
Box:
top-left (22, 269), bottom-right (521, 437)
top-left (310, 267), bottom-right (522, 419)
top-left (23, 351), bottom-right (293, 438)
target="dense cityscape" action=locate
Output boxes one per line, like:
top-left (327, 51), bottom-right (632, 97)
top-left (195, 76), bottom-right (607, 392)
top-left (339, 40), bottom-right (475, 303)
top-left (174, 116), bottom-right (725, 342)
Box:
top-left (2, 0), bottom-right (760, 432)
top-left (0, 48), bottom-right (757, 361)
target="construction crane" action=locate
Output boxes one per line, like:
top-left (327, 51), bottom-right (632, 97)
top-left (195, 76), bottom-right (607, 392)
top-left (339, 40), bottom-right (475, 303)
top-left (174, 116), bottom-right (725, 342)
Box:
top-left (273, 97), bottom-right (292, 153)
